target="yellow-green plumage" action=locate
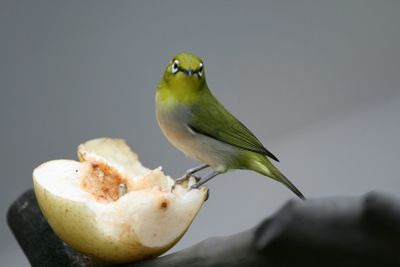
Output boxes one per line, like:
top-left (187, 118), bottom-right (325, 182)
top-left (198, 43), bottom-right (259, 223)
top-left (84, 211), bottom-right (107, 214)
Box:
top-left (156, 52), bottom-right (305, 200)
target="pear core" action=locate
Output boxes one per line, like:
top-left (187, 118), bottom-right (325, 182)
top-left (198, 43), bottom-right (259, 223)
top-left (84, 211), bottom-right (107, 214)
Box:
top-left (33, 138), bottom-right (207, 263)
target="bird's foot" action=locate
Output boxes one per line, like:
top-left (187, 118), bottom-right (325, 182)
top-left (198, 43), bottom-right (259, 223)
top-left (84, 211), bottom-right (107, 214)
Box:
top-left (171, 174), bottom-right (202, 192)
top-left (190, 180), bottom-right (206, 190)
top-left (190, 171), bottom-right (220, 190)
top-left (172, 175), bottom-right (210, 201)
top-left (175, 174), bottom-right (202, 185)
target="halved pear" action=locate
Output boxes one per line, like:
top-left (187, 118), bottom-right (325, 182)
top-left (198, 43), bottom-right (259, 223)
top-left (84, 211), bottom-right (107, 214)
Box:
top-left (33, 138), bottom-right (207, 263)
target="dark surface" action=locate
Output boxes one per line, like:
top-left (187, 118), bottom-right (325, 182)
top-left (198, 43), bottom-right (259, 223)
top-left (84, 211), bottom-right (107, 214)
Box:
top-left (7, 190), bottom-right (99, 267)
top-left (7, 190), bottom-right (400, 267)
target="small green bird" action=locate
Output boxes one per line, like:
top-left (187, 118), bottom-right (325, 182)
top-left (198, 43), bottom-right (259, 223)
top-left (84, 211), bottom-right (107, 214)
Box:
top-left (155, 52), bottom-right (305, 200)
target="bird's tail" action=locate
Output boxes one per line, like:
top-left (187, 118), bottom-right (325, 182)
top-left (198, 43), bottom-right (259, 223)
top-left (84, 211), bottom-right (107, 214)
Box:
top-left (251, 157), bottom-right (306, 200)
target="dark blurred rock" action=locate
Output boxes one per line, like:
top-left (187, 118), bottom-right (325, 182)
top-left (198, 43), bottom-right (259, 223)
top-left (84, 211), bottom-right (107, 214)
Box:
top-left (7, 190), bottom-right (400, 267)
top-left (7, 190), bottom-right (100, 267)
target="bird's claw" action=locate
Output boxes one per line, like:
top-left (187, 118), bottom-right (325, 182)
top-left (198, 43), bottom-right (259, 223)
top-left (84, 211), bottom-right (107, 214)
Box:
top-left (190, 183), bottom-right (199, 190)
top-left (171, 173), bottom-right (209, 201)
top-left (191, 174), bottom-right (202, 183)
top-left (171, 174), bottom-right (202, 192)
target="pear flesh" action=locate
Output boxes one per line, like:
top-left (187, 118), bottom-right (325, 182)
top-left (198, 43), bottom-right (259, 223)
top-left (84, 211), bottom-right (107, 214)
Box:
top-left (33, 138), bottom-right (207, 263)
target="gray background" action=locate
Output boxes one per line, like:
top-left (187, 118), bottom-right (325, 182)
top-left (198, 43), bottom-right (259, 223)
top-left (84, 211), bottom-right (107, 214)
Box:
top-left (1, 1), bottom-right (399, 266)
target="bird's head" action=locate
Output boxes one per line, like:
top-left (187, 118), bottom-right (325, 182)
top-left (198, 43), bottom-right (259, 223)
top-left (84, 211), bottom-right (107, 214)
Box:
top-left (161, 53), bottom-right (206, 94)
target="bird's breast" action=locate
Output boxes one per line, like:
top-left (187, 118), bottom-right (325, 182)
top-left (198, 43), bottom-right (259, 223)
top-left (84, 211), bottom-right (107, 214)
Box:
top-left (156, 101), bottom-right (238, 171)
top-left (156, 102), bottom-right (196, 153)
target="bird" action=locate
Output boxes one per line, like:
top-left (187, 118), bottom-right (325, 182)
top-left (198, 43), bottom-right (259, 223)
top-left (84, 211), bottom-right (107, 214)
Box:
top-left (155, 52), bottom-right (305, 200)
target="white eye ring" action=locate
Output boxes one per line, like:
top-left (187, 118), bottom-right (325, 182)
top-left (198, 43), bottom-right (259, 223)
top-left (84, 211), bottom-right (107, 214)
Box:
top-left (198, 62), bottom-right (204, 77)
top-left (171, 60), bottom-right (179, 74)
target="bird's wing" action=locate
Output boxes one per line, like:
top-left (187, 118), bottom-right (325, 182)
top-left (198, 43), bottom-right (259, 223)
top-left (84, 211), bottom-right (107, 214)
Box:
top-left (188, 93), bottom-right (279, 162)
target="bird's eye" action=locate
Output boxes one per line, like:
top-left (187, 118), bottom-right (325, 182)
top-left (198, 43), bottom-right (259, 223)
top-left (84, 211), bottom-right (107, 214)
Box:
top-left (171, 60), bottom-right (179, 74)
top-left (198, 63), bottom-right (203, 77)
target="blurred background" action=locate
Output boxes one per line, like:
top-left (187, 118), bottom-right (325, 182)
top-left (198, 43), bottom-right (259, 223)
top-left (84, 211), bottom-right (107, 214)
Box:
top-left (1, 1), bottom-right (399, 266)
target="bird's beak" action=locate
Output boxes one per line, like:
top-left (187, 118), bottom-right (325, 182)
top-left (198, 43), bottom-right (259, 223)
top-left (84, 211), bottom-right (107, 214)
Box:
top-left (180, 68), bottom-right (194, 77)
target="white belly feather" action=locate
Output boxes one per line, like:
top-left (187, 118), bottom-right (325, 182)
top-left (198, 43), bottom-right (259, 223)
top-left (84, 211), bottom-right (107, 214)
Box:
top-left (156, 102), bottom-right (236, 172)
